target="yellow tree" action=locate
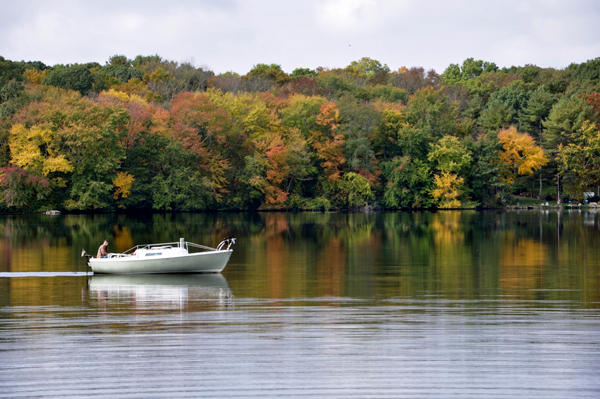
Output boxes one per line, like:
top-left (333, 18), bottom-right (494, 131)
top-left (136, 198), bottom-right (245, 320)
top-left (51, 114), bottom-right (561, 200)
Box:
top-left (113, 172), bottom-right (135, 201)
top-left (556, 120), bottom-right (600, 200)
top-left (9, 124), bottom-right (74, 181)
top-left (23, 68), bottom-right (49, 85)
top-left (6, 123), bottom-right (74, 210)
top-left (428, 135), bottom-right (472, 208)
top-left (431, 171), bottom-right (464, 209)
top-left (497, 126), bottom-right (548, 187)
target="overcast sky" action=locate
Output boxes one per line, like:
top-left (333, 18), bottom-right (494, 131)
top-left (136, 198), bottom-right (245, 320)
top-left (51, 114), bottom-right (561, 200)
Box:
top-left (1, 0), bottom-right (599, 75)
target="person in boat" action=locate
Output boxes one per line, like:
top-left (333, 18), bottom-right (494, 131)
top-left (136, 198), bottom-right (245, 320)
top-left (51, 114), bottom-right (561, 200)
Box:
top-left (97, 240), bottom-right (109, 258)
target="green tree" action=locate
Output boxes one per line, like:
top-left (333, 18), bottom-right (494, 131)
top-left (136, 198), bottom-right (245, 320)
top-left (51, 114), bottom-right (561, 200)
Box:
top-left (372, 106), bottom-right (404, 161)
top-left (0, 117), bottom-right (11, 166)
top-left (461, 71), bottom-right (518, 101)
top-left (119, 131), bottom-right (172, 209)
top-left (394, 124), bottom-right (433, 160)
top-left (316, 69), bottom-right (366, 100)
top-left (485, 80), bottom-right (532, 127)
top-left (282, 127), bottom-right (317, 195)
top-left (467, 133), bottom-right (503, 206)
top-left (290, 68), bottom-right (317, 78)
top-left (42, 64), bottom-right (102, 95)
top-left (150, 141), bottom-right (214, 210)
top-left (428, 135), bottom-right (472, 173)
top-left (0, 80), bottom-right (24, 102)
top-left (132, 54), bottom-right (162, 72)
top-left (348, 57), bottom-right (390, 75)
top-left (478, 101), bottom-right (513, 132)
top-left (356, 85), bottom-right (408, 103)
top-left (338, 95), bottom-right (380, 182)
top-left (405, 88), bottom-right (458, 139)
top-left (555, 121), bottom-right (600, 200)
top-left (280, 94), bottom-right (328, 137)
top-left (537, 68), bottom-right (570, 94)
top-left (517, 87), bottom-right (557, 141)
top-left (341, 172), bottom-right (373, 208)
top-left (543, 95), bottom-right (594, 148)
top-left (0, 80), bottom-right (35, 118)
top-left (566, 57), bottom-right (600, 81)
top-left (382, 156), bottom-right (432, 209)
top-left (441, 58), bottom-right (498, 84)
top-left (246, 63), bottom-right (291, 85)
top-left (61, 102), bottom-right (130, 210)
top-left (440, 63), bottom-right (462, 85)
top-left (503, 64), bottom-right (542, 84)
top-left (99, 65), bottom-right (143, 83)
top-left (0, 56), bottom-right (26, 90)
top-left (460, 58), bottom-right (498, 79)
top-left (107, 55), bottom-right (132, 67)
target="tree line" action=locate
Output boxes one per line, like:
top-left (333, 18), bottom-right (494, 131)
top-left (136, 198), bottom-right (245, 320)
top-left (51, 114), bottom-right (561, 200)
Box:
top-left (0, 54), bottom-right (599, 212)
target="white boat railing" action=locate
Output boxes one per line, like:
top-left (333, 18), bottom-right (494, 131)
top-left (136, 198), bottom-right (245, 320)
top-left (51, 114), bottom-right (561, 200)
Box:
top-left (216, 238), bottom-right (236, 251)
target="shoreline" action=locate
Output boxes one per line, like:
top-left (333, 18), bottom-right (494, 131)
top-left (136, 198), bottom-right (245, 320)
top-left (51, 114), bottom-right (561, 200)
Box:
top-left (1, 205), bottom-right (599, 215)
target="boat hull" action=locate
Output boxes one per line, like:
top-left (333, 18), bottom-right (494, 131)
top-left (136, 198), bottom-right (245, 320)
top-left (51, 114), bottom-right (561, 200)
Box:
top-left (89, 249), bottom-right (233, 274)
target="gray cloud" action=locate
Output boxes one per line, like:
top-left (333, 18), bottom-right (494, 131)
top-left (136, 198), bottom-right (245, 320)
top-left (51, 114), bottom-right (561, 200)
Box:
top-left (1, 0), bottom-right (598, 74)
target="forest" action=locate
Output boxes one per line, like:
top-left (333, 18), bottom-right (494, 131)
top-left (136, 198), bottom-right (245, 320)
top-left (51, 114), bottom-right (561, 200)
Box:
top-left (0, 54), bottom-right (599, 212)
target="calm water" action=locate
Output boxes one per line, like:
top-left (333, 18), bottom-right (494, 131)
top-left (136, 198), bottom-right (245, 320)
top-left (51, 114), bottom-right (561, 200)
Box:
top-left (1, 211), bottom-right (599, 398)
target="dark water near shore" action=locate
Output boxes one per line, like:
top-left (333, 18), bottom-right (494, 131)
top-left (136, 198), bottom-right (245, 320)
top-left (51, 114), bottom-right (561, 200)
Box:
top-left (1, 211), bottom-right (599, 398)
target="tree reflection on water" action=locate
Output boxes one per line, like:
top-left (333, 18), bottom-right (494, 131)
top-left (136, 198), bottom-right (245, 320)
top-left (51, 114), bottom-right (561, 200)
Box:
top-left (0, 210), bottom-right (599, 308)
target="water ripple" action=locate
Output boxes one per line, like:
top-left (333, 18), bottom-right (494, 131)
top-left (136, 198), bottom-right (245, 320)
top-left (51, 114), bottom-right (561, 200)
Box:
top-left (1, 301), bottom-right (599, 398)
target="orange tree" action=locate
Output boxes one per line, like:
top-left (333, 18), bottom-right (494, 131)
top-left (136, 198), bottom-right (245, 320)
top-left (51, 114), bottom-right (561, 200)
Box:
top-left (497, 126), bottom-right (548, 194)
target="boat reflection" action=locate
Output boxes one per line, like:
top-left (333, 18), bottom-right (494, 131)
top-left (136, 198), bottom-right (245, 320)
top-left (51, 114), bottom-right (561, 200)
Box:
top-left (89, 273), bottom-right (233, 309)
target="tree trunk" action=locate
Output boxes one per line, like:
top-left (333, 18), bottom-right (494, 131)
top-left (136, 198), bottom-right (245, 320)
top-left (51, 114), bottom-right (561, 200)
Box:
top-left (556, 173), bottom-right (560, 204)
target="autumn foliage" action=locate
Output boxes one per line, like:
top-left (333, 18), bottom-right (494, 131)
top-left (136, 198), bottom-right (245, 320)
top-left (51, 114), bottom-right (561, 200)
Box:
top-left (498, 126), bottom-right (548, 185)
top-left (1, 54), bottom-right (599, 211)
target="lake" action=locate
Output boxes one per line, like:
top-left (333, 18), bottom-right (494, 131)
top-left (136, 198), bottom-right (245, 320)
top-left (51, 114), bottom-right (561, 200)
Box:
top-left (1, 210), bottom-right (599, 398)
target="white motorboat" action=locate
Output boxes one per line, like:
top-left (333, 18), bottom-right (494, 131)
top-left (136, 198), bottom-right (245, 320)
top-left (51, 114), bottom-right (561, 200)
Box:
top-left (83, 237), bottom-right (235, 274)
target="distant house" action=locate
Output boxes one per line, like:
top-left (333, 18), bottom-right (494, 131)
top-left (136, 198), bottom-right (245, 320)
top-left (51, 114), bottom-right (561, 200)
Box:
top-left (584, 192), bottom-right (595, 199)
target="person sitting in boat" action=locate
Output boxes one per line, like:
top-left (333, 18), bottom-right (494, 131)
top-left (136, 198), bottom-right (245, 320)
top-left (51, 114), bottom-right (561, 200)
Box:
top-left (97, 240), bottom-right (109, 258)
